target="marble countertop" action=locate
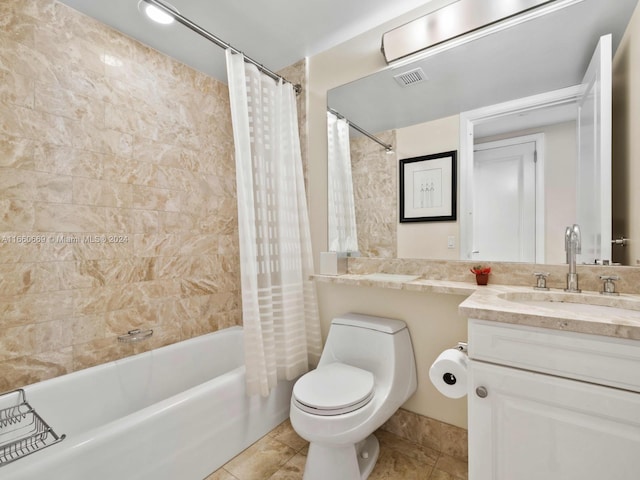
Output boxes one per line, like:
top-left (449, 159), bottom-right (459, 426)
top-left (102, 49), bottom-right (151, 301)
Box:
top-left (459, 284), bottom-right (640, 340)
top-left (313, 273), bottom-right (478, 296)
top-left (314, 274), bottom-right (640, 340)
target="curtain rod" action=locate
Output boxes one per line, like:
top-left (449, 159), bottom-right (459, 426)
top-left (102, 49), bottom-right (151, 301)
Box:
top-left (328, 108), bottom-right (393, 152)
top-left (142, 0), bottom-right (302, 95)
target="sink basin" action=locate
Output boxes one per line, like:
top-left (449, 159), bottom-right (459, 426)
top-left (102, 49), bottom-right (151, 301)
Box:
top-left (362, 273), bottom-right (420, 283)
top-left (498, 291), bottom-right (640, 319)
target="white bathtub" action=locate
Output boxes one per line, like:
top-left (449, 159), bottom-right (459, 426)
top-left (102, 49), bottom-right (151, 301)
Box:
top-left (1, 326), bottom-right (294, 480)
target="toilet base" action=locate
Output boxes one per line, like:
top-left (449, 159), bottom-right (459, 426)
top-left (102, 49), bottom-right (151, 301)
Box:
top-left (302, 434), bottom-right (380, 480)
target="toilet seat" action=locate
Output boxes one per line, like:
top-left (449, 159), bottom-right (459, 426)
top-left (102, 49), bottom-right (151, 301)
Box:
top-left (293, 363), bottom-right (375, 416)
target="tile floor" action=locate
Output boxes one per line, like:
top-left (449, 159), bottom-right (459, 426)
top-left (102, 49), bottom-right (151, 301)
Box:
top-left (205, 420), bottom-right (468, 480)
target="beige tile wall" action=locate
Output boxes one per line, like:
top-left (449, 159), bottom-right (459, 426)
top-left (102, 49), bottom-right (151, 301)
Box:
top-left (277, 60), bottom-right (308, 192)
top-left (382, 408), bottom-right (468, 462)
top-left (0, 0), bottom-right (242, 392)
top-left (350, 130), bottom-right (397, 257)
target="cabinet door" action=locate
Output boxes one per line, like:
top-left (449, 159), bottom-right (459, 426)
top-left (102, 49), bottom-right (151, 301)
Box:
top-left (469, 360), bottom-right (640, 480)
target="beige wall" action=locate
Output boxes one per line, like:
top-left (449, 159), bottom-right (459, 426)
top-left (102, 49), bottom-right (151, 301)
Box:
top-left (612, 2), bottom-right (640, 266)
top-left (317, 282), bottom-right (469, 429)
top-left (396, 115), bottom-right (461, 260)
top-left (0, 0), bottom-right (241, 392)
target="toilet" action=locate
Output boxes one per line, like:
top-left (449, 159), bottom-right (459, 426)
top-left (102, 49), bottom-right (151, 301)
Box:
top-left (289, 313), bottom-right (417, 480)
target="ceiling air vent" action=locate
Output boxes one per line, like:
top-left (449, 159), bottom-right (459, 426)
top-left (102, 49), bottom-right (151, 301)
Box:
top-left (393, 67), bottom-right (427, 87)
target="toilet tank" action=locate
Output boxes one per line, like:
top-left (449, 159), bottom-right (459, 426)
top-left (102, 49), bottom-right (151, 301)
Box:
top-left (319, 313), bottom-right (416, 390)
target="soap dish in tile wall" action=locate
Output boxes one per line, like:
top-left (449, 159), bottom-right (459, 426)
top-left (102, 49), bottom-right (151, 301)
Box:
top-left (117, 329), bottom-right (154, 343)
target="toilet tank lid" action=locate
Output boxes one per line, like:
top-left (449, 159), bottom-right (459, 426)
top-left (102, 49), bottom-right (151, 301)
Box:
top-left (332, 313), bottom-right (407, 334)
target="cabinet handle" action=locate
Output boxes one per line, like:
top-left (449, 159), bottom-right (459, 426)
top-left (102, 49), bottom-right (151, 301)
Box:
top-left (476, 386), bottom-right (488, 398)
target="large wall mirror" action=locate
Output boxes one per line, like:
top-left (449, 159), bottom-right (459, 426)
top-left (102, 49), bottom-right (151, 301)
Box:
top-left (327, 0), bottom-right (638, 266)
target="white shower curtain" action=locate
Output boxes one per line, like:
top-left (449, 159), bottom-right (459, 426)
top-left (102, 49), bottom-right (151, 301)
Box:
top-left (327, 111), bottom-right (358, 252)
top-left (225, 50), bottom-right (322, 397)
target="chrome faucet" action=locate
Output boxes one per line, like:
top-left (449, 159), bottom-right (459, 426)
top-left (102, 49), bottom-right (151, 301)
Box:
top-left (564, 224), bottom-right (581, 293)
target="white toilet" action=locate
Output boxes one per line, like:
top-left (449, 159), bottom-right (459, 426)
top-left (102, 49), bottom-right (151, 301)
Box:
top-left (289, 313), bottom-right (417, 480)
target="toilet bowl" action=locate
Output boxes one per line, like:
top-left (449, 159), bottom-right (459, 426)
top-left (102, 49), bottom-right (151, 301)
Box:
top-left (289, 313), bottom-right (417, 480)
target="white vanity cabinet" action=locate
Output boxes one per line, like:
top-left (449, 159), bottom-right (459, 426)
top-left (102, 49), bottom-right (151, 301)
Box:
top-left (467, 319), bottom-right (640, 480)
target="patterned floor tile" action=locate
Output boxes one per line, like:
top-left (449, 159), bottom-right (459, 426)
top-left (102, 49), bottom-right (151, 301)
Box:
top-left (223, 436), bottom-right (297, 480)
top-left (205, 421), bottom-right (468, 480)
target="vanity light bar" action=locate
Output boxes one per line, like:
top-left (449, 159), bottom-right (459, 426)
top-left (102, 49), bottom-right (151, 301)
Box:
top-left (382, 0), bottom-right (584, 67)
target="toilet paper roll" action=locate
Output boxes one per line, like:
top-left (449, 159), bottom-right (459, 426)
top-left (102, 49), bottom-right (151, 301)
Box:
top-left (429, 348), bottom-right (468, 399)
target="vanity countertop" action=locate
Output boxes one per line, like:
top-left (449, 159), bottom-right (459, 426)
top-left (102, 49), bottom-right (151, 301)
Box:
top-left (314, 274), bottom-right (640, 341)
top-left (313, 273), bottom-right (478, 296)
top-left (459, 284), bottom-right (640, 341)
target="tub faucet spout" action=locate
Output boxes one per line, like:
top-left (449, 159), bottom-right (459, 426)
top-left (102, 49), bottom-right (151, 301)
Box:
top-left (564, 224), bottom-right (581, 293)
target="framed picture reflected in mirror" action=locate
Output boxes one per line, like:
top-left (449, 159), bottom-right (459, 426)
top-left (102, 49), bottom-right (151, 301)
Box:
top-left (399, 151), bottom-right (457, 223)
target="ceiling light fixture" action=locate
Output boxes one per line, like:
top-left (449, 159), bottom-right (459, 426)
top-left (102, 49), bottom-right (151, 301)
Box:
top-left (137, 0), bottom-right (179, 25)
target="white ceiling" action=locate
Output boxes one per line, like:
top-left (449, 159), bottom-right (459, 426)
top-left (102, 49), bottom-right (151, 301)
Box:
top-left (57, 0), bottom-right (446, 83)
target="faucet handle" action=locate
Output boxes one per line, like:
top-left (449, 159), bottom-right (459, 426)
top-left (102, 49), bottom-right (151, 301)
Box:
top-left (599, 275), bottom-right (620, 296)
top-left (599, 274), bottom-right (620, 280)
top-left (533, 272), bottom-right (550, 291)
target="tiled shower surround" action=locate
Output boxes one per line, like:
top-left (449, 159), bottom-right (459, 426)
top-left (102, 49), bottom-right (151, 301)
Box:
top-left (0, 0), bottom-right (243, 392)
top-left (350, 131), bottom-right (397, 258)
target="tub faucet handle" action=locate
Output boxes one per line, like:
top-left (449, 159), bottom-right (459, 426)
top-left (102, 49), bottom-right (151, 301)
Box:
top-left (533, 272), bottom-right (550, 291)
top-left (599, 275), bottom-right (620, 296)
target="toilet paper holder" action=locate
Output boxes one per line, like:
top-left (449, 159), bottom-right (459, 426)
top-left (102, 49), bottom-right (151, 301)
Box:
top-left (430, 343), bottom-right (469, 399)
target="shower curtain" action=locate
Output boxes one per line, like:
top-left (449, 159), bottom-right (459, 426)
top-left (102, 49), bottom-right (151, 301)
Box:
top-left (327, 111), bottom-right (358, 252)
top-left (225, 50), bottom-right (322, 397)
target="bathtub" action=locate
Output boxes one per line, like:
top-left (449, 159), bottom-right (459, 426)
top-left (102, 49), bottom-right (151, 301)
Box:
top-left (1, 326), bottom-right (294, 479)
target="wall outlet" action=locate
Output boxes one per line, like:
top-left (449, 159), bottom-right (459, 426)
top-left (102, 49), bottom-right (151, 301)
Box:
top-left (447, 236), bottom-right (455, 249)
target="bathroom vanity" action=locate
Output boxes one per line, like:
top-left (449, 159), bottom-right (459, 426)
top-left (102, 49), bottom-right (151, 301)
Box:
top-left (461, 290), bottom-right (640, 480)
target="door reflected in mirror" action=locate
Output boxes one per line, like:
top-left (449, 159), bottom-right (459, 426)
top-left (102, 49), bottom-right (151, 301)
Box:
top-left (471, 136), bottom-right (542, 264)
